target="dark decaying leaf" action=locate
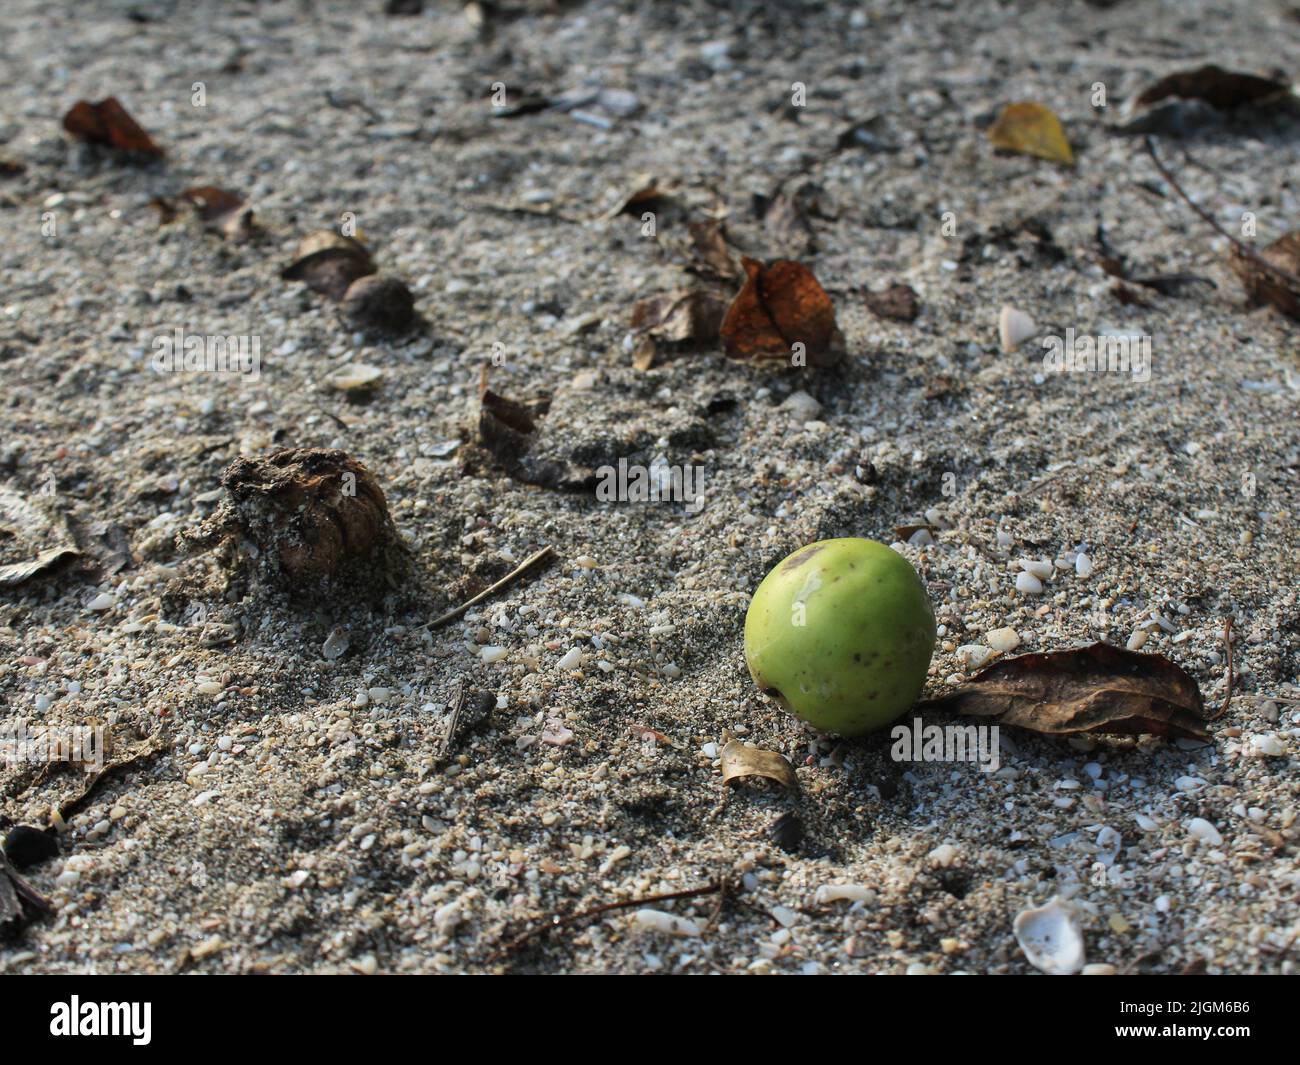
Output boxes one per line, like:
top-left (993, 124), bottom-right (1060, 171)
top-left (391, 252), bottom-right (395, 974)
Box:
top-left (0, 487), bottom-right (81, 588)
top-left (720, 258), bottom-right (844, 366)
top-left (282, 231), bottom-right (376, 300)
top-left (1230, 231), bottom-right (1300, 320)
top-left (919, 642), bottom-right (1209, 740)
top-left (1135, 65), bottom-right (1290, 112)
top-left (181, 186), bottom-right (256, 243)
top-left (720, 740), bottom-right (799, 790)
top-left (62, 97), bottom-right (162, 156)
top-left (687, 219), bottom-right (739, 280)
top-left (631, 290), bottom-right (726, 344)
top-left (864, 283), bottom-right (921, 322)
top-left (478, 389), bottom-right (541, 467)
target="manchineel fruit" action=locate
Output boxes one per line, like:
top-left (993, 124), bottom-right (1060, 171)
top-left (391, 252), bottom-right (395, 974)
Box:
top-left (744, 538), bottom-right (936, 736)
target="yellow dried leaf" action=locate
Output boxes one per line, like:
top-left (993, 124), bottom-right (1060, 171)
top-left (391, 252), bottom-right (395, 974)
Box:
top-left (719, 740), bottom-right (798, 791)
top-left (987, 102), bottom-right (1074, 166)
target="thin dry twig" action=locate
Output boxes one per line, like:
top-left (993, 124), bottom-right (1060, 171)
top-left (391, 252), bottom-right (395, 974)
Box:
top-left (1207, 616), bottom-right (1235, 721)
top-left (488, 879), bottom-right (725, 962)
top-left (1145, 136), bottom-right (1300, 292)
top-left (427, 545), bottom-right (555, 630)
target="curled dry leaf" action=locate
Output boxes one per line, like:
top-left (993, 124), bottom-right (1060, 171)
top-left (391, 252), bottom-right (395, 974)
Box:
top-left (863, 282), bottom-right (920, 322)
top-left (919, 641), bottom-right (1208, 741)
top-left (720, 739), bottom-right (798, 791)
top-left (1230, 231), bottom-right (1300, 321)
top-left (599, 174), bottom-right (672, 221)
top-left (987, 102), bottom-right (1074, 166)
top-left (0, 487), bottom-right (81, 588)
top-left (282, 231), bottom-right (376, 300)
top-left (1135, 65), bottom-right (1290, 112)
top-left (631, 290), bottom-right (726, 343)
top-left (720, 258), bottom-right (844, 366)
top-left (62, 97), bottom-right (162, 156)
top-left (478, 389), bottom-right (540, 467)
top-left (181, 186), bottom-right (256, 243)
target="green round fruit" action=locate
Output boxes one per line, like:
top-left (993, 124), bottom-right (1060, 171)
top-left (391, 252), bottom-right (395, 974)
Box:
top-left (744, 538), bottom-right (936, 736)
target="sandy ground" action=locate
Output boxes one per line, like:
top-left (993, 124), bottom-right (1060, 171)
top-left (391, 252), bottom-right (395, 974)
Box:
top-left (1, 0), bottom-right (1298, 974)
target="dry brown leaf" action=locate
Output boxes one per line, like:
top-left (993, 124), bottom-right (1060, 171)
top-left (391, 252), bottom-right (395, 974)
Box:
top-left (1230, 231), bottom-right (1300, 321)
top-left (181, 186), bottom-right (257, 243)
top-left (62, 97), bottom-right (162, 156)
top-left (720, 740), bottom-right (798, 791)
top-left (987, 102), bottom-right (1074, 166)
top-left (478, 389), bottom-right (541, 467)
top-left (631, 290), bottom-right (726, 344)
top-left (720, 258), bottom-right (844, 366)
top-left (1135, 65), bottom-right (1290, 111)
top-left (919, 642), bottom-right (1208, 740)
top-left (282, 231), bottom-right (376, 300)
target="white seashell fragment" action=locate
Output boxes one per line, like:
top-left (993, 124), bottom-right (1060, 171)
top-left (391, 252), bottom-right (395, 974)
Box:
top-left (1187, 817), bottom-right (1222, 845)
top-left (1075, 553), bottom-right (1094, 578)
top-left (814, 883), bottom-right (874, 905)
top-left (1013, 897), bottom-right (1086, 975)
top-left (1251, 733), bottom-right (1284, 757)
top-left (87, 593), bottom-right (115, 611)
top-left (632, 909), bottom-right (701, 937)
top-left (998, 305), bottom-right (1037, 352)
top-left (1018, 559), bottom-right (1053, 580)
top-left (322, 627), bottom-right (350, 661)
top-left (957, 645), bottom-right (994, 670)
top-left (324, 363), bottom-right (383, 392)
top-left (556, 647), bottom-right (583, 670)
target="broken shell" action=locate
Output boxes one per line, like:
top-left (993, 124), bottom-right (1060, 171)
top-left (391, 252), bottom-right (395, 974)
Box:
top-left (324, 362), bottom-right (384, 393)
top-left (341, 274), bottom-right (416, 334)
top-left (1013, 896), bottom-right (1085, 975)
top-left (998, 305), bottom-right (1037, 353)
top-left (282, 231), bottom-right (376, 300)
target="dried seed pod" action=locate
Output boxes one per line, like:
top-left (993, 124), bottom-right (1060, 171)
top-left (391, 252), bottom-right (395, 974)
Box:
top-left (186, 448), bottom-right (404, 591)
top-left (282, 231), bottom-right (376, 300)
top-left (341, 274), bottom-right (416, 334)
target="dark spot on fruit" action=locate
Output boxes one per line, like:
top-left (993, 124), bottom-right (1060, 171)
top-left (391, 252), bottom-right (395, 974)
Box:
top-left (853, 652), bottom-right (861, 662)
top-left (781, 545), bottom-right (825, 573)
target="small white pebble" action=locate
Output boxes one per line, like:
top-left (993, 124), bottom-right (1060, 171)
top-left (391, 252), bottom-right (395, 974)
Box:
top-left (1186, 818), bottom-right (1223, 846)
top-left (985, 627), bottom-right (1020, 653)
top-left (1015, 572), bottom-right (1043, 595)
top-left (556, 648), bottom-right (583, 670)
top-left (1075, 553), bottom-right (1093, 578)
